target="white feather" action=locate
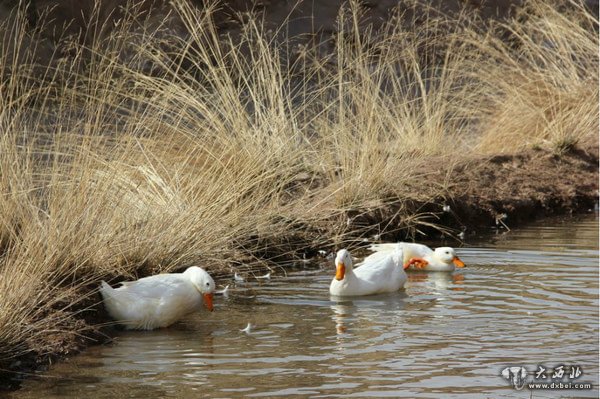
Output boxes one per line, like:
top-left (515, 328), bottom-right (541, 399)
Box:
top-left (216, 285), bottom-right (230, 296)
top-left (256, 272), bottom-right (271, 280)
top-left (240, 323), bottom-right (253, 334)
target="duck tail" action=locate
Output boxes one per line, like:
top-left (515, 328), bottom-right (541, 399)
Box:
top-left (368, 243), bottom-right (399, 253)
top-left (99, 281), bottom-right (127, 323)
top-left (99, 281), bottom-right (114, 299)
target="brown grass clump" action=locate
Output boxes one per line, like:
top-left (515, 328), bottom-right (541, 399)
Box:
top-left (0, 0), bottom-right (596, 373)
top-left (471, 0), bottom-right (598, 154)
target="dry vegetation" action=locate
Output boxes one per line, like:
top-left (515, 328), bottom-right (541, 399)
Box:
top-left (0, 0), bottom-right (597, 380)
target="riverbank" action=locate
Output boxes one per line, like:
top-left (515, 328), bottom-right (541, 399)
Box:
top-left (7, 215), bottom-right (599, 398)
top-left (1, 141), bottom-right (597, 391)
top-left (0, 0), bottom-right (597, 390)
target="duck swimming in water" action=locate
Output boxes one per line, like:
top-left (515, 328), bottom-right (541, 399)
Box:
top-left (329, 246), bottom-right (407, 296)
top-left (369, 242), bottom-right (466, 272)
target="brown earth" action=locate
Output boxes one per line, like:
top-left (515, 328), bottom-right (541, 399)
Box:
top-left (310, 142), bottom-right (599, 247)
top-left (442, 143), bottom-right (599, 232)
top-left (1, 141), bottom-right (597, 391)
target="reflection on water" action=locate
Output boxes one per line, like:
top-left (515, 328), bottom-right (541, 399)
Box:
top-left (13, 215), bottom-right (599, 398)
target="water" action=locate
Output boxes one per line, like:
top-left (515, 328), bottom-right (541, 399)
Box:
top-left (12, 215), bottom-right (599, 398)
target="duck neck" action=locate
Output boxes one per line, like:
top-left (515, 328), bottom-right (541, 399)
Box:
top-left (342, 265), bottom-right (356, 282)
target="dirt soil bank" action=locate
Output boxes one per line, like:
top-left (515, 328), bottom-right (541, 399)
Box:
top-left (1, 142), bottom-right (598, 391)
top-left (331, 143), bottom-right (598, 245)
top-left (428, 143), bottom-right (598, 234)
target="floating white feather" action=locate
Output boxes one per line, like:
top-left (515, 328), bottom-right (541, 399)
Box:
top-left (240, 323), bottom-right (253, 334)
top-left (216, 285), bottom-right (230, 297)
top-left (256, 272), bottom-right (271, 280)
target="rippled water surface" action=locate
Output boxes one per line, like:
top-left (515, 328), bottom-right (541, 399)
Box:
top-left (14, 215), bottom-right (599, 398)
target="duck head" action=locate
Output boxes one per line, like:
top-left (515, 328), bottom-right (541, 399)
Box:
top-left (184, 266), bottom-right (216, 311)
top-left (434, 247), bottom-right (465, 268)
top-left (334, 249), bottom-right (353, 281)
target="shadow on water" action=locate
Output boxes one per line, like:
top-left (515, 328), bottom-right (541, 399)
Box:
top-left (11, 214), bottom-right (599, 399)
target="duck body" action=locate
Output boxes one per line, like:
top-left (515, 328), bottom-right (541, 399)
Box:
top-left (369, 242), bottom-right (465, 272)
top-left (329, 246), bottom-right (407, 297)
top-left (100, 266), bottom-right (215, 330)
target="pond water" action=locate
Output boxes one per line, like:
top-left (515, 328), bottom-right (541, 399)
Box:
top-left (13, 215), bottom-right (599, 398)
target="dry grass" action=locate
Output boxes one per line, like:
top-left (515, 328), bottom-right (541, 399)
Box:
top-left (0, 0), bottom-right (596, 367)
top-left (470, 0), bottom-right (598, 154)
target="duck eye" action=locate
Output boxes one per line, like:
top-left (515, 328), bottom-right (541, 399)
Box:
top-left (206, 282), bottom-right (210, 286)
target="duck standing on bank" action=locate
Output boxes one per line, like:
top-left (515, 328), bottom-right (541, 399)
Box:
top-left (369, 242), bottom-right (466, 272)
top-left (330, 245), bottom-right (407, 296)
top-left (100, 266), bottom-right (215, 330)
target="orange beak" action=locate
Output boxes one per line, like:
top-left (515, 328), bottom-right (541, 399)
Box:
top-left (335, 262), bottom-right (345, 281)
top-left (203, 293), bottom-right (214, 311)
top-left (452, 256), bottom-right (465, 268)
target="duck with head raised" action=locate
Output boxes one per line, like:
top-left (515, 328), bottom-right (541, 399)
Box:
top-left (329, 246), bottom-right (407, 296)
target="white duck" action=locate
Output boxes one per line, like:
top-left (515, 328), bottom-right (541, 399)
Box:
top-left (100, 266), bottom-right (215, 330)
top-left (369, 242), bottom-right (466, 272)
top-left (329, 246), bottom-right (407, 296)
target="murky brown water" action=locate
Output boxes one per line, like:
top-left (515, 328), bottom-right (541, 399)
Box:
top-left (12, 215), bottom-right (599, 398)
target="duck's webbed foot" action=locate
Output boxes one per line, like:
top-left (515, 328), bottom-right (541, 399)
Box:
top-left (404, 257), bottom-right (429, 270)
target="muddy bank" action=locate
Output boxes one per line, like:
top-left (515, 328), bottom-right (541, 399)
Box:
top-left (408, 142), bottom-right (598, 238)
top-left (440, 144), bottom-right (599, 232)
top-left (1, 141), bottom-right (597, 391)
top-left (304, 142), bottom-right (599, 248)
